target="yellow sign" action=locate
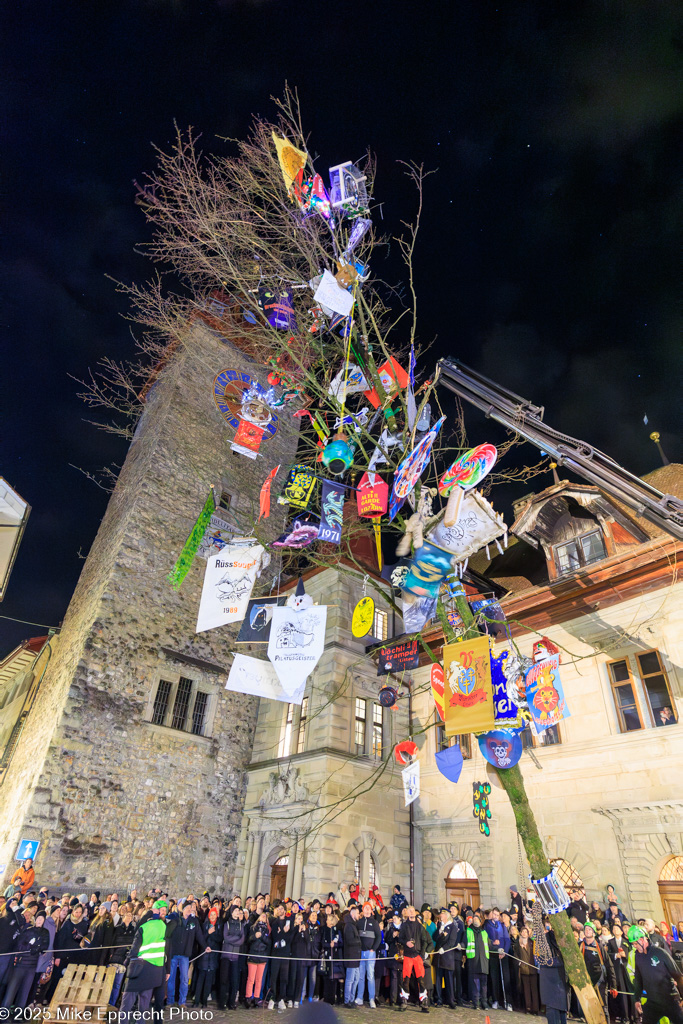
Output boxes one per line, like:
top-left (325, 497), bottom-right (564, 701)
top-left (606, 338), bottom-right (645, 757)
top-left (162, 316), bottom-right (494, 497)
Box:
top-left (443, 635), bottom-right (496, 737)
top-left (272, 132), bottom-right (308, 192)
top-left (352, 596), bottom-right (375, 638)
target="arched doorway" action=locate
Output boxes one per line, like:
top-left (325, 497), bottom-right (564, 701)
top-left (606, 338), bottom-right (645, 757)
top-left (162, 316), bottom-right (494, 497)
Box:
top-left (658, 857), bottom-right (683, 931)
top-left (551, 858), bottom-right (585, 900)
top-left (270, 855), bottom-right (288, 902)
top-left (445, 861), bottom-right (480, 909)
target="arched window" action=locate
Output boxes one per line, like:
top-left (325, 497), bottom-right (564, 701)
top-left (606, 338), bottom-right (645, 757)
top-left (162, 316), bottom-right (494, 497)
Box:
top-left (659, 857), bottom-right (683, 882)
top-left (551, 858), bottom-right (584, 896)
top-left (369, 854), bottom-right (377, 888)
top-left (448, 861), bottom-right (477, 880)
top-left (275, 855), bottom-right (289, 867)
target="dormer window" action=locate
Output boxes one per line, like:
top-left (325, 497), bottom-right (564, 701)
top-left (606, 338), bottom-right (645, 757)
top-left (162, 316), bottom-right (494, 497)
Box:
top-left (554, 528), bottom-right (606, 574)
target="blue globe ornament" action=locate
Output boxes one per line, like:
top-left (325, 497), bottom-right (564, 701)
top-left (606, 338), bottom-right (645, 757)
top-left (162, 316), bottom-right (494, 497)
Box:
top-left (322, 436), bottom-right (354, 476)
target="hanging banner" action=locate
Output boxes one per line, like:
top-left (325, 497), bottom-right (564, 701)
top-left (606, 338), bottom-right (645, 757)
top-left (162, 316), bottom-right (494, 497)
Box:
top-left (272, 512), bottom-right (321, 549)
top-left (443, 635), bottom-right (496, 736)
top-left (278, 465), bottom-right (318, 509)
top-left (272, 132), bottom-right (308, 192)
top-left (196, 543), bottom-right (265, 632)
top-left (435, 744), bottom-right (464, 784)
top-left (377, 638), bottom-right (419, 676)
top-left (363, 356), bottom-right (410, 409)
top-left (491, 650), bottom-right (522, 725)
top-left (227, 653), bottom-right (305, 705)
top-left (473, 781), bottom-right (492, 836)
top-left (401, 591), bottom-right (437, 633)
top-left (478, 728), bottom-right (523, 770)
top-left (317, 479), bottom-right (346, 544)
top-left (524, 654), bottom-right (569, 733)
top-left (168, 490), bottom-right (215, 590)
top-left (388, 416), bottom-right (446, 522)
top-left (258, 465), bottom-right (281, 521)
top-left (352, 596), bottom-right (375, 638)
top-left (431, 663), bottom-right (445, 721)
top-left (356, 472), bottom-right (388, 516)
top-left (402, 760), bottom-right (420, 806)
top-left (267, 605), bottom-right (327, 697)
top-left (231, 418), bottom-right (265, 458)
top-left (236, 596), bottom-right (287, 644)
top-left (197, 510), bottom-right (233, 559)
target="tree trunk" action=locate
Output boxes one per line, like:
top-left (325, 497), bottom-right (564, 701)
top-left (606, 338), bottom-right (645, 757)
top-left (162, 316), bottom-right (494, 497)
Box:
top-left (494, 763), bottom-right (606, 1024)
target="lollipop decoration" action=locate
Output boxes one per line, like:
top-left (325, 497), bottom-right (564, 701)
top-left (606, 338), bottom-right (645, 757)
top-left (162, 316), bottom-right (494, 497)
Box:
top-left (439, 443), bottom-right (497, 526)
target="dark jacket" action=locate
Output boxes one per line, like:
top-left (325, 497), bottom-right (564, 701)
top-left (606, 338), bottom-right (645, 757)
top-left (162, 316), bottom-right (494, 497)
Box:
top-left (291, 923), bottom-right (314, 966)
top-left (357, 915), bottom-right (382, 953)
top-left (56, 915), bottom-right (89, 965)
top-left (221, 918), bottom-right (245, 962)
top-left (0, 909), bottom-right (21, 954)
top-left (390, 892), bottom-right (408, 913)
top-left (269, 917), bottom-right (292, 958)
top-left (323, 923), bottom-right (344, 980)
top-left (514, 938), bottom-right (536, 976)
top-left (308, 921), bottom-right (322, 960)
top-left (566, 899), bottom-right (589, 924)
top-left (110, 921), bottom-right (136, 966)
top-left (386, 923), bottom-right (403, 961)
top-left (433, 921), bottom-right (458, 971)
top-left (607, 936), bottom-right (632, 993)
top-left (466, 924), bottom-right (489, 975)
top-left (538, 931), bottom-right (568, 1011)
top-left (198, 920), bottom-right (222, 972)
top-left (509, 893), bottom-right (525, 921)
top-left (485, 918), bottom-right (511, 954)
top-left (398, 919), bottom-right (427, 960)
top-left (581, 939), bottom-right (616, 988)
top-left (12, 925), bottom-right (49, 970)
top-left (343, 917), bottom-right (361, 969)
top-left (246, 921), bottom-right (271, 964)
top-left (633, 945), bottom-right (680, 1004)
top-left (168, 916), bottom-right (200, 959)
top-left (86, 918), bottom-right (115, 966)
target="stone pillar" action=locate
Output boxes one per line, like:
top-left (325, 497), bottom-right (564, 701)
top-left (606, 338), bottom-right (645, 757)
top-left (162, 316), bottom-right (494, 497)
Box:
top-left (246, 831), bottom-right (262, 897)
top-left (285, 834), bottom-right (298, 896)
top-left (241, 828), bottom-right (255, 898)
top-left (292, 834), bottom-right (305, 899)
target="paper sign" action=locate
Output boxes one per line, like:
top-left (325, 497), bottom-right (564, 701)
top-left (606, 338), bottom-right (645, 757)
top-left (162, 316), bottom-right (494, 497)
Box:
top-left (402, 760), bottom-right (420, 806)
top-left (377, 638), bottom-right (419, 676)
top-left (314, 269), bottom-right (355, 317)
top-left (227, 653), bottom-right (305, 705)
top-left (428, 490), bottom-right (507, 561)
top-left (357, 473), bottom-right (388, 516)
top-left (197, 511), bottom-right (234, 559)
top-left (491, 650), bottom-right (521, 725)
top-left (268, 605), bottom-right (327, 697)
top-left (524, 654), bottom-right (570, 733)
top-left (278, 465), bottom-right (318, 509)
top-left (196, 543), bottom-right (265, 632)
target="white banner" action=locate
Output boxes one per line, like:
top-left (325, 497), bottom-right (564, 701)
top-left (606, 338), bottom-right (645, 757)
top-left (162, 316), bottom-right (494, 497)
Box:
top-left (226, 653), bottom-right (306, 705)
top-left (267, 605), bottom-right (327, 698)
top-left (402, 760), bottom-right (420, 806)
top-left (428, 490), bottom-right (506, 562)
top-left (196, 543), bottom-right (265, 633)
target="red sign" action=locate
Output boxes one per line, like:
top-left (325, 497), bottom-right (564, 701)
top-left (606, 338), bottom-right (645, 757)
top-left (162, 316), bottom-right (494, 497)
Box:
top-left (233, 419), bottom-right (265, 454)
top-left (357, 473), bottom-right (389, 516)
top-left (363, 356), bottom-right (410, 409)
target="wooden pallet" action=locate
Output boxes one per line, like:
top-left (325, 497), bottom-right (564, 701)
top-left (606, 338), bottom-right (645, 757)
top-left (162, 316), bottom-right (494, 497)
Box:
top-left (50, 963), bottom-right (118, 1016)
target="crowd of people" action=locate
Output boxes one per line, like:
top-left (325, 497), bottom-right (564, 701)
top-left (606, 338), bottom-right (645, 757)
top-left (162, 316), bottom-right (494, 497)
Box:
top-left (0, 857), bottom-right (682, 1022)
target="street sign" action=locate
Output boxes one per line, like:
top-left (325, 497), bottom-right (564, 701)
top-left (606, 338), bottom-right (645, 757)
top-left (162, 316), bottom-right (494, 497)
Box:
top-left (15, 839), bottom-right (39, 861)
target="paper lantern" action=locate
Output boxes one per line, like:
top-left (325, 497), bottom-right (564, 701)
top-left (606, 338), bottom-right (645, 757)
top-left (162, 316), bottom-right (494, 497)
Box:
top-left (528, 868), bottom-right (571, 915)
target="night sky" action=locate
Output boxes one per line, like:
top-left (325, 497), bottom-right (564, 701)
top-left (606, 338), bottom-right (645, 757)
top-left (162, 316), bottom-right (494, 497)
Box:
top-left (2, 0), bottom-right (681, 652)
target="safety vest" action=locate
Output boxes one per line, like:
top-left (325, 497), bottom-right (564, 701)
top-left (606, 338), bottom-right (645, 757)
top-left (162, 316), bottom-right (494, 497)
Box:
top-left (466, 927), bottom-right (489, 960)
top-left (626, 947), bottom-right (636, 984)
top-left (137, 918), bottom-right (167, 967)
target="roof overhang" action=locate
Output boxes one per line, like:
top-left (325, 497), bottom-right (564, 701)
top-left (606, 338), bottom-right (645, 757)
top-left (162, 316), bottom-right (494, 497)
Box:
top-left (0, 478), bottom-right (30, 601)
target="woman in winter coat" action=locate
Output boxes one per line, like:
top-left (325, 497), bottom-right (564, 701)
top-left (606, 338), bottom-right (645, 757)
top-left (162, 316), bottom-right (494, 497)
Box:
top-left (109, 910), bottom-right (136, 1007)
top-left (2, 912), bottom-right (49, 1009)
top-left (34, 906), bottom-right (61, 1006)
top-left (85, 906), bottom-right (115, 966)
top-left (514, 925), bottom-right (540, 1014)
top-left (588, 901), bottom-right (605, 925)
top-left (245, 911), bottom-right (270, 1008)
top-left (289, 912), bottom-right (312, 1005)
top-left (219, 905), bottom-right (245, 1010)
top-left (322, 913), bottom-right (344, 1005)
top-left (606, 923), bottom-right (633, 1023)
top-left (303, 911), bottom-right (322, 1003)
top-left (194, 908), bottom-right (222, 1008)
top-left (0, 904), bottom-right (22, 994)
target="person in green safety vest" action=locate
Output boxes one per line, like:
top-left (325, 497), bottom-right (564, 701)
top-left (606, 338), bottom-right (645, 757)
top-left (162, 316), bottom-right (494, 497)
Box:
top-left (119, 899), bottom-right (170, 1023)
top-left (466, 912), bottom-right (490, 1010)
top-left (629, 925), bottom-right (683, 1024)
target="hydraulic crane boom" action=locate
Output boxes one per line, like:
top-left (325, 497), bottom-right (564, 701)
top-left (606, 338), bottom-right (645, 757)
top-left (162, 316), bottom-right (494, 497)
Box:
top-left (436, 356), bottom-right (683, 541)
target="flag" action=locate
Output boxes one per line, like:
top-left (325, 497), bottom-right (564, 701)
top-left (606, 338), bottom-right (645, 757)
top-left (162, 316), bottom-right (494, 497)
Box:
top-left (267, 605), bottom-right (327, 698)
top-left (227, 653), bottom-right (305, 705)
top-left (524, 654), bottom-right (570, 733)
top-left (402, 760), bottom-right (420, 806)
top-left (317, 479), bottom-right (346, 544)
top-left (356, 473), bottom-right (388, 516)
top-left (272, 132), bottom-right (308, 192)
top-left (430, 664), bottom-right (445, 721)
top-left (491, 650), bottom-right (522, 725)
top-left (443, 635), bottom-right (496, 736)
top-left (278, 465), bottom-right (317, 509)
top-left (231, 418), bottom-right (265, 457)
top-left (167, 489), bottom-right (215, 590)
top-left (196, 543), bottom-right (265, 632)
top-left (258, 465), bottom-right (280, 521)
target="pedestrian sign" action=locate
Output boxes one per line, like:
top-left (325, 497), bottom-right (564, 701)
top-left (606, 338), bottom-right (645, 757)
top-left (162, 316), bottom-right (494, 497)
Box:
top-left (15, 839), bottom-right (39, 861)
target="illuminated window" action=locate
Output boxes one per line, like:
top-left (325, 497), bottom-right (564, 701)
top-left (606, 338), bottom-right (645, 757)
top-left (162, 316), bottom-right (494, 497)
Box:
top-left (608, 659), bottom-right (644, 732)
top-left (551, 858), bottom-right (584, 898)
top-left (296, 697), bottom-right (309, 754)
top-left (448, 861), bottom-right (477, 880)
top-left (355, 697), bottom-right (367, 754)
top-left (554, 529), bottom-right (606, 575)
top-left (373, 609), bottom-right (389, 641)
top-left (659, 857), bottom-right (683, 882)
top-left (371, 703), bottom-right (383, 758)
top-left (636, 651), bottom-right (677, 727)
top-left (435, 715), bottom-right (472, 758)
top-left (279, 703), bottom-right (295, 759)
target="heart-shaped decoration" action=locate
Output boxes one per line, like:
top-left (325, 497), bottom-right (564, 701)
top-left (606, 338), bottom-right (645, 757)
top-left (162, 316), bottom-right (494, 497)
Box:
top-left (431, 663), bottom-right (445, 721)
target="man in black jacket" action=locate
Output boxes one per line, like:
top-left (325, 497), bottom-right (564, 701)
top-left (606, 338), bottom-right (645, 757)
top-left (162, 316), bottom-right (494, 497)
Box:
top-left (343, 907), bottom-right (362, 1007)
top-left (166, 903), bottom-right (199, 1006)
top-left (633, 931), bottom-right (683, 1024)
top-left (357, 902), bottom-right (382, 1007)
top-left (385, 913), bottom-right (403, 1007)
top-left (267, 904), bottom-right (292, 1010)
top-left (398, 906), bottom-right (429, 1013)
top-left (566, 890), bottom-right (588, 925)
top-left (1, 912), bottom-right (49, 1009)
top-left (433, 908), bottom-right (458, 1008)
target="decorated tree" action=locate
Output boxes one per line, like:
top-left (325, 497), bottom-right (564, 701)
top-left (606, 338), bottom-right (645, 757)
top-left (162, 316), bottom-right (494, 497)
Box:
top-left (84, 89), bottom-right (602, 1023)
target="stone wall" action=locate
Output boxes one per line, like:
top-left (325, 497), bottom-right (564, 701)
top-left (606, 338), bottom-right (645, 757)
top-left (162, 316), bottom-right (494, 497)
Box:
top-left (0, 324), bottom-right (299, 893)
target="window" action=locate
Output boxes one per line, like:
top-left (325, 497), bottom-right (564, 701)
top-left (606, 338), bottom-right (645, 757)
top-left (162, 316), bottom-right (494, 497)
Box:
top-left (355, 697), bottom-right (367, 754)
top-left (448, 861), bottom-right (477, 880)
top-left (369, 854), bottom-right (377, 888)
top-left (218, 490), bottom-right (232, 511)
top-left (151, 680), bottom-right (172, 726)
top-left (373, 609), bottom-right (389, 642)
top-left (279, 704), bottom-right (295, 759)
top-left (170, 677), bottom-right (193, 731)
top-left (551, 858), bottom-right (584, 898)
top-left (435, 716), bottom-right (472, 758)
top-left (275, 856), bottom-right (289, 867)
top-left (636, 651), bottom-right (677, 727)
top-left (554, 529), bottom-right (606, 575)
top-left (191, 691), bottom-right (209, 736)
top-left (659, 857), bottom-right (683, 882)
top-left (520, 720), bottom-right (561, 749)
top-left (297, 697), bottom-right (309, 754)
top-left (371, 703), bottom-right (383, 758)
top-left (608, 659), bottom-right (644, 732)
top-left (354, 855), bottom-right (360, 880)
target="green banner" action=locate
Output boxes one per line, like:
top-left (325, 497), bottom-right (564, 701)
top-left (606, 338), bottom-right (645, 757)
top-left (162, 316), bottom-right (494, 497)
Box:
top-left (167, 489), bottom-right (215, 590)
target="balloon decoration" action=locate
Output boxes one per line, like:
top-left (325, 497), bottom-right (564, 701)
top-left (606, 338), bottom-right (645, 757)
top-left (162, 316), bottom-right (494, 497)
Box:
top-left (473, 781), bottom-right (492, 836)
top-left (477, 728), bottom-right (523, 770)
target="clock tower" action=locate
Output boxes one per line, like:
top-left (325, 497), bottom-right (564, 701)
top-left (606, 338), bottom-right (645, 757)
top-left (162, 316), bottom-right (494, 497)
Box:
top-left (0, 318), bottom-right (300, 892)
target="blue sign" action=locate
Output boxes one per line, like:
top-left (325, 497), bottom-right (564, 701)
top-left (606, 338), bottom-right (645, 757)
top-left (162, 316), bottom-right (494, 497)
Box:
top-left (478, 728), bottom-right (523, 770)
top-left (15, 839), bottom-right (40, 862)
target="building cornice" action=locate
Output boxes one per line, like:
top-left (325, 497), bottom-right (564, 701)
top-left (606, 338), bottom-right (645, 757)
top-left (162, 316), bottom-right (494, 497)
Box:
top-left (247, 746), bottom-right (391, 772)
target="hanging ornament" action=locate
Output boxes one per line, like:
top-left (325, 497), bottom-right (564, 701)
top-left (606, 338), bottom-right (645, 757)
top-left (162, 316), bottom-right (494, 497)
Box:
top-left (378, 684), bottom-right (399, 708)
top-left (473, 781), bottom-right (492, 836)
top-left (357, 473), bottom-right (388, 516)
top-left (528, 868), bottom-right (571, 915)
top-left (278, 465), bottom-right (318, 509)
top-left (394, 740), bottom-right (418, 766)
top-left (321, 433), bottom-right (354, 476)
top-left (439, 443), bottom-right (498, 526)
top-left (258, 465), bottom-right (281, 521)
top-left (363, 356), bottom-right (410, 410)
top-left (532, 637), bottom-right (561, 663)
top-left (477, 728), bottom-right (523, 770)
top-left (318, 479), bottom-right (346, 543)
top-left (430, 663), bottom-right (445, 721)
top-left (435, 744), bottom-right (464, 784)
top-left (352, 596), bottom-right (375, 638)
top-left (328, 161), bottom-right (370, 215)
top-left (388, 416), bottom-right (446, 521)
top-left (272, 512), bottom-right (320, 549)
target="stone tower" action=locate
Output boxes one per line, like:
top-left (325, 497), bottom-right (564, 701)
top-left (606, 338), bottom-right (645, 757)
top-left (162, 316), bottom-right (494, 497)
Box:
top-left (0, 320), bottom-right (299, 893)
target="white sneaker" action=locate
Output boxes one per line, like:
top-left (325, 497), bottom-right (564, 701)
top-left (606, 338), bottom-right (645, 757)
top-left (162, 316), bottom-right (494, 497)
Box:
top-left (267, 1000), bottom-right (275, 1010)
top-left (492, 1002), bottom-right (499, 1009)
top-left (507, 1004), bottom-right (513, 1012)
top-left (287, 1000), bottom-right (293, 1008)
top-left (370, 999), bottom-right (377, 1008)
top-left (278, 999), bottom-right (285, 1010)
top-left (313, 997), bottom-right (319, 1002)
top-left (356, 1000), bottom-right (364, 1006)
top-left (294, 1002), bottom-right (299, 1008)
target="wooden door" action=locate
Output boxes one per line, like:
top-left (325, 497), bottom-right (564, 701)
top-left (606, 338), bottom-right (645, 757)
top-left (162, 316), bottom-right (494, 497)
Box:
top-left (446, 878), bottom-right (481, 910)
top-left (658, 880), bottom-right (683, 931)
top-left (270, 863), bottom-right (287, 903)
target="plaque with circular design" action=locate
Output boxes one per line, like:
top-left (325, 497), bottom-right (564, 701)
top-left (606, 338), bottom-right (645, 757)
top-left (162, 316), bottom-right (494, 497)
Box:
top-left (213, 369), bottom-right (279, 439)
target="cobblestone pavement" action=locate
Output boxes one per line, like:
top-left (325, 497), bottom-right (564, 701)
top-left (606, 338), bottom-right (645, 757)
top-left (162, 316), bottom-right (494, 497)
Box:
top-left (165, 1002), bottom-right (534, 1024)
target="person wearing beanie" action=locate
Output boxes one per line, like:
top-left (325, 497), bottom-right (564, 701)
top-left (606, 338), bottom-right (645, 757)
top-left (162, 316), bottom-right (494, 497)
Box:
top-left (398, 906), bottom-right (430, 1013)
top-left (390, 885), bottom-right (408, 914)
top-left (509, 885), bottom-right (525, 922)
top-left (119, 900), bottom-right (170, 1022)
